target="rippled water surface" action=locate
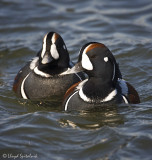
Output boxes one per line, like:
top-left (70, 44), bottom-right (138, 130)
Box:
top-left (0, 0), bottom-right (152, 159)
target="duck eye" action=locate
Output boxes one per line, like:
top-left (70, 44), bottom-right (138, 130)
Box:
top-left (104, 57), bottom-right (108, 62)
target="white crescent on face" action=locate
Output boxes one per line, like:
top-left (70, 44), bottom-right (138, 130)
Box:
top-left (81, 44), bottom-right (93, 71)
top-left (50, 43), bottom-right (59, 60)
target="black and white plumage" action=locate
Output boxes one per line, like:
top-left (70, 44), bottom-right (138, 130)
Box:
top-left (13, 32), bottom-right (85, 99)
top-left (63, 42), bottom-right (140, 111)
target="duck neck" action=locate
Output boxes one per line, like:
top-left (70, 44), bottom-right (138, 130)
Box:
top-left (38, 60), bottom-right (69, 75)
top-left (82, 77), bottom-right (116, 100)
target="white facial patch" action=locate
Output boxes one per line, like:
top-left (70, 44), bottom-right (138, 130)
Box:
top-left (81, 44), bottom-right (93, 70)
top-left (104, 57), bottom-right (108, 62)
top-left (41, 34), bottom-right (47, 58)
top-left (50, 43), bottom-right (59, 59)
top-left (50, 33), bottom-right (59, 60)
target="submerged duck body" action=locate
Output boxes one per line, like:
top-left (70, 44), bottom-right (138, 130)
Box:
top-left (13, 32), bottom-right (85, 99)
top-left (63, 42), bottom-right (140, 111)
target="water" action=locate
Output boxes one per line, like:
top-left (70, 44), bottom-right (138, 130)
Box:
top-left (0, 0), bottom-right (152, 159)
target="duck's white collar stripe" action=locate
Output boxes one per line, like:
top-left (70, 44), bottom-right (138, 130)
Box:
top-left (34, 67), bottom-right (51, 77)
top-left (65, 90), bottom-right (79, 111)
top-left (78, 79), bottom-right (92, 102)
top-left (102, 89), bottom-right (117, 102)
top-left (79, 87), bottom-right (92, 102)
top-left (34, 67), bottom-right (80, 78)
top-left (21, 73), bottom-right (30, 99)
top-left (76, 79), bottom-right (88, 89)
top-left (79, 88), bottom-right (117, 103)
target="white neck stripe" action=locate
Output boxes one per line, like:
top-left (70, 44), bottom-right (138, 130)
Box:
top-left (102, 89), bottom-right (117, 102)
top-left (76, 79), bottom-right (88, 89)
top-left (79, 88), bottom-right (117, 103)
top-left (79, 87), bottom-right (92, 102)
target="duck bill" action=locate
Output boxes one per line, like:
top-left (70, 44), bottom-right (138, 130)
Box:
top-left (61, 62), bottom-right (84, 75)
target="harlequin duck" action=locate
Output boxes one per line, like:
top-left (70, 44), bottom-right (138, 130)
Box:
top-left (13, 32), bottom-right (85, 99)
top-left (62, 42), bottom-right (140, 111)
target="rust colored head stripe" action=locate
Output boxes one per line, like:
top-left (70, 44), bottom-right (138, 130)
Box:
top-left (86, 43), bottom-right (105, 53)
top-left (54, 33), bottom-right (59, 42)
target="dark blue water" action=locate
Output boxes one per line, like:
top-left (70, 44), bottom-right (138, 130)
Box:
top-left (0, 0), bottom-right (152, 159)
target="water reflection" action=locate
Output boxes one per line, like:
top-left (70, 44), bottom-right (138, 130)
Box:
top-left (17, 97), bottom-right (63, 113)
top-left (59, 106), bottom-right (124, 129)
